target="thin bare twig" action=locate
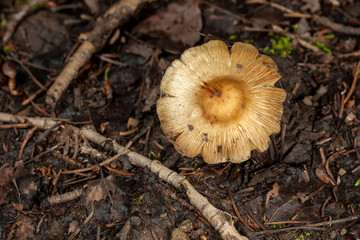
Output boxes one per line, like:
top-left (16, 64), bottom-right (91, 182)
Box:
top-left (2, 0), bottom-right (48, 44)
top-left (9, 55), bottom-right (47, 90)
top-left (313, 15), bottom-right (360, 35)
top-left (344, 61), bottom-right (360, 103)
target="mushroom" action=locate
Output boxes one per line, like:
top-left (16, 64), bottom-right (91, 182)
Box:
top-left (156, 40), bottom-right (286, 164)
top-left (2, 61), bottom-right (21, 96)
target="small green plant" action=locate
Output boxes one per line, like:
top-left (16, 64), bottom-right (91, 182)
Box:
top-left (263, 34), bottom-right (295, 55)
top-left (291, 24), bottom-right (298, 33)
top-left (31, 1), bottom-right (46, 11)
top-left (323, 33), bottom-right (335, 39)
top-left (1, 13), bottom-right (8, 27)
top-left (228, 35), bottom-right (237, 41)
top-left (133, 194), bottom-right (143, 205)
top-left (309, 41), bottom-right (332, 53)
top-left (1, 45), bottom-right (12, 61)
top-left (150, 151), bottom-right (158, 159)
top-left (355, 178), bottom-right (360, 187)
top-left (104, 66), bottom-right (110, 82)
top-left (289, 231), bottom-right (311, 240)
top-left (272, 224), bottom-right (284, 229)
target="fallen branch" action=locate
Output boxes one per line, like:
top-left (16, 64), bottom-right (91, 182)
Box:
top-left (0, 112), bottom-right (65, 129)
top-left (0, 111), bottom-right (248, 240)
top-left (77, 127), bottom-right (248, 240)
top-left (45, 0), bottom-right (149, 108)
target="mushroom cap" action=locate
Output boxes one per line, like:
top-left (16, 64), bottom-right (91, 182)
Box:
top-left (157, 40), bottom-right (286, 164)
top-left (2, 62), bottom-right (17, 79)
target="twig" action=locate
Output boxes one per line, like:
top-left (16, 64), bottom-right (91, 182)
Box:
top-left (313, 15), bottom-right (360, 35)
top-left (337, 50), bottom-right (360, 58)
top-left (244, 26), bottom-right (320, 52)
top-left (69, 202), bottom-right (94, 240)
top-left (255, 216), bottom-right (359, 235)
top-left (229, 190), bottom-right (254, 231)
top-left (9, 55), bottom-right (47, 91)
top-left (283, 13), bottom-right (311, 18)
top-left (0, 123), bottom-right (30, 129)
top-left (42, 188), bottom-right (84, 207)
top-left (321, 196), bottom-right (332, 218)
top-left (198, 0), bottom-right (242, 20)
top-left (2, 0), bottom-right (48, 44)
top-left (22, 80), bottom-right (52, 106)
top-left (344, 61), bottom-right (360, 103)
top-left (77, 126), bottom-right (248, 240)
top-left (45, 0), bottom-right (150, 107)
top-left (62, 141), bottom-right (133, 174)
top-left (0, 112), bottom-right (66, 129)
top-left (19, 126), bottom-right (38, 160)
top-left (279, 123), bottom-right (286, 161)
top-left (0, 111), bottom-right (249, 239)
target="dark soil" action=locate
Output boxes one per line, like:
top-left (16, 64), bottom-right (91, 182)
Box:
top-left (1, 0), bottom-right (360, 239)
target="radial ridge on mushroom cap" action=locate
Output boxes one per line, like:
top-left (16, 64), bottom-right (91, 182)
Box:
top-left (157, 40), bottom-right (286, 164)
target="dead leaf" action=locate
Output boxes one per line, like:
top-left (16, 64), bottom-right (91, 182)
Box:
top-left (14, 215), bottom-right (35, 239)
top-left (345, 112), bottom-right (356, 125)
top-left (14, 160), bottom-right (27, 179)
top-left (0, 188), bottom-right (10, 205)
top-left (20, 180), bottom-right (38, 197)
top-left (142, 87), bottom-right (159, 112)
top-left (265, 182), bottom-right (280, 219)
top-left (68, 220), bottom-right (79, 234)
top-left (302, 96), bottom-right (313, 106)
top-left (0, 167), bottom-right (13, 186)
top-left (37, 166), bottom-right (51, 176)
top-left (134, 1), bottom-right (202, 46)
top-left (315, 167), bottom-right (336, 186)
top-left (100, 121), bottom-right (110, 133)
top-left (125, 42), bottom-right (154, 60)
top-left (301, 0), bottom-right (320, 13)
top-left (127, 117), bottom-right (139, 129)
top-left (86, 175), bottom-right (118, 205)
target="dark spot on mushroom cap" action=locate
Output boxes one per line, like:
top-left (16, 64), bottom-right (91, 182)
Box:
top-left (216, 89), bottom-right (221, 97)
top-left (236, 64), bottom-right (243, 68)
top-left (188, 124), bottom-right (194, 131)
top-left (217, 145), bottom-right (222, 153)
top-left (262, 61), bottom-right (275, 68)
top-left (210, 89), bottom-right (222, 98)
top-left (203, 133), bottom-right (209, 142)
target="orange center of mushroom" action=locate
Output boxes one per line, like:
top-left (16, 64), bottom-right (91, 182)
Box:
top-left (197, 76), bottom-right (248, 124)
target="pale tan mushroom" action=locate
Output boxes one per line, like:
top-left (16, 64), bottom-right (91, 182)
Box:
top-left (157, 40), bottom-right (286, 164)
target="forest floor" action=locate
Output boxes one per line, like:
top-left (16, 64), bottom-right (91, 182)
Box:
top-left (0, 0), bottom-right (360, 239)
